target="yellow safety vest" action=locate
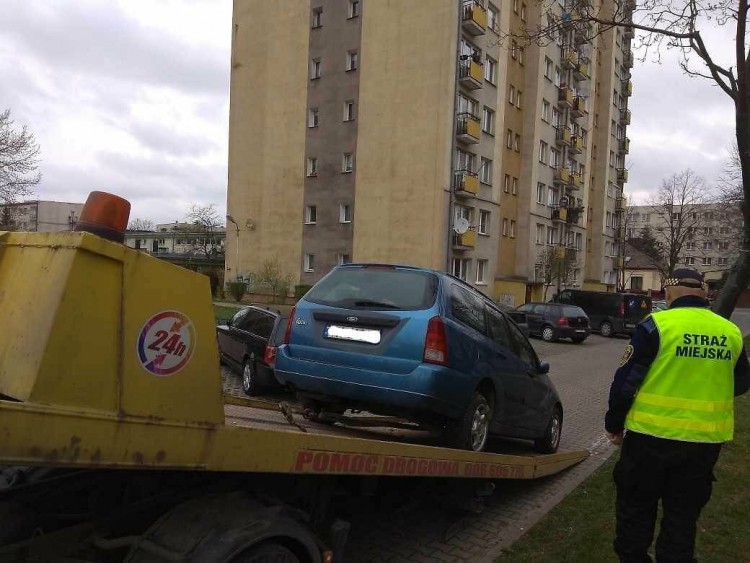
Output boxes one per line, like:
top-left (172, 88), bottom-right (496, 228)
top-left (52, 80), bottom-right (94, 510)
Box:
top-left (625, 307), bottom-right (743, 443)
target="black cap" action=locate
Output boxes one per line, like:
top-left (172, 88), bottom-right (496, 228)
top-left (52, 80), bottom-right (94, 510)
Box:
top-left (664, 268), bottom-right (704, 288)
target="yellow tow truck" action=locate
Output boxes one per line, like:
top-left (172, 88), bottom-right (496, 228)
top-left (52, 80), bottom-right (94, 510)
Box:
top-left (0, 193), bottom-right (586, 562)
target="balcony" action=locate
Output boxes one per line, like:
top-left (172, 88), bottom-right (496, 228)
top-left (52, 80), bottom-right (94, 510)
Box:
top-left (558, 86), bottom-right (574, 107)
top-left (462, 0), bottom-right (487, 36)
top-left (570, 135), bottom-right (584, 154)
top-left (571, 172), bottom-right (583, 190)
top-left (574, 23), bottom-right (592, 44)
top-left (615, 226), bottom-right (626, 241)
top-left (459, 59), bottom-right (483, 90)
top-left (624, 50), bottom-right (634, 68)
top-left (617, 167), bottom-right (629, 183)
top-left (456, 112), bottom-right (481, 144)
top-left (571, 96), bottom-right (586, 118)
top-left (622, 79), bottom-right (633, 96)
top-left (573, 61), bottom-right (589, 81)
top-left (554, 167), bottom-right (571, 185)
top-left (552, 205), bottom-right (584, 225)
top-left (620, 108), bottom-right (631, 124)
top-left (552, 206), bottom-right (569, 223)
top-left (453, 230), bottom-right (477, 250)
top-left (615, 196), bottom-right (626, 211)
top-left (618, 137), bottom-right (630, 154)
top-left (555, 127), bottom-right (572, 146)
top-left (454, 170), bottom-right (479, 197)
top-left (561, 49), bottom-right (576, 70)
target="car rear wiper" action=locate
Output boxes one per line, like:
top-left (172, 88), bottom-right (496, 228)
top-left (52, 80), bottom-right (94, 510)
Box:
top-left (353, 300), bottom-right (400, 309)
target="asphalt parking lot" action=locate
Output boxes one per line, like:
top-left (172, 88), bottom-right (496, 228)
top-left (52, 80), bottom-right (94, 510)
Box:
top-left (222, 332), bottom-right (630, 562)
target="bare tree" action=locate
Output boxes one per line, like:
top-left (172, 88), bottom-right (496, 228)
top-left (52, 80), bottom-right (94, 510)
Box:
top-left (504, 0), bottom-right (750, 316)
top-left (536, 247), bottom-right (580, 300)
top-left (127, 218), bottom-right (155, 231)
top-left (254, 258), bottom-right (293, 303)
top-left (0, 109), bottom-right (41, 206)
top-left (647, 170), bottom-right (710, 277)
top-left (184, 203), bottom-right (223, 259)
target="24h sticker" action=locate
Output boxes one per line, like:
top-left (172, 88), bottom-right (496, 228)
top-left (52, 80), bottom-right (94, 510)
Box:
top-left (137, 311), bottom-right (196, 376)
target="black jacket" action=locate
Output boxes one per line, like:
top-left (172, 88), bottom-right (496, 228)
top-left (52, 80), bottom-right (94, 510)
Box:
top-left (605, 296), bottom-right (750, 435)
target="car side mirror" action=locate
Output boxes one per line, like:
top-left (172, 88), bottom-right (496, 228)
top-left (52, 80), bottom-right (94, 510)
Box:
top-left (226, 317), bottom-right (233, 327)
top-left (538, 361), bottom-right (550, 375)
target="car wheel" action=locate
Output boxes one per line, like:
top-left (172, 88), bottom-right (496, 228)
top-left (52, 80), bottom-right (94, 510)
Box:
top-left (242, 359), bottom-right (260, 396)
top-left (302, 401), bottom-right (340, 426)
top-left (600, 321), bottom-right (614, 338)
top-left (541, 325), bottom-right (556, 342)
top-left (571, 336), bottom-right (586, 344)
top-left (233, 541), bottom-right (300, 563)
top-left (534, 405), bottom-right (563, 454)
top-left (449, 392), bottom-right (493, 452)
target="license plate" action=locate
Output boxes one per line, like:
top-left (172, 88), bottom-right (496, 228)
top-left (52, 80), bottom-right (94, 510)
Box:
top-left (625, 323), bottom-right (635, 328)
top-left (575, 329), bottom-right (585, 333)
top-left (324, 325), bottom-right (381, 344)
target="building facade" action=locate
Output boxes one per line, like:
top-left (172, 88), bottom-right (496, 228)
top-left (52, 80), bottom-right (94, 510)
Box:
top-left (124, 223), bottom-right (226, 257)
top-left (227, 0), bottom-right (633, 304)
top-left (627, 203), bottom-right (741, 289)
top-left (0, 200), bottom-right (83, 232)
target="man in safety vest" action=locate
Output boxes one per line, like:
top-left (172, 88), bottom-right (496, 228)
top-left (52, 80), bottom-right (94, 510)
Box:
top-left (605, 268), bottom-right (750, 562)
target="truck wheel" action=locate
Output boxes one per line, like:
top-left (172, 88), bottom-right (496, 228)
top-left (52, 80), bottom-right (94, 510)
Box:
top-left (534, 406), bottom-right (562, 454)
top-left (541, 325), bottom-right (556, 342)
top-left (242, 359), bottom-right (260, 396)
top-left (599, 321), bottom-right (613, 338)
top-left (234, 541), bottom-right (299, 562)
top-left (448, 392), bottom-right (493, 452)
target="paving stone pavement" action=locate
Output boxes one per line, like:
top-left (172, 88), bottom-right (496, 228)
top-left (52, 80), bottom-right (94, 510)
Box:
top-left (222, 334), bottom-right (629, 562)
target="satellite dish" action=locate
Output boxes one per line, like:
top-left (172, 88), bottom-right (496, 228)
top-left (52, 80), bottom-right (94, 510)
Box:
top-left (454, 218), bottom-right (470, 235)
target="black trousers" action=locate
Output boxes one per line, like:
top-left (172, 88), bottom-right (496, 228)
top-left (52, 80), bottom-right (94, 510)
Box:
top-left (614, 431), bottom-right (721, 563)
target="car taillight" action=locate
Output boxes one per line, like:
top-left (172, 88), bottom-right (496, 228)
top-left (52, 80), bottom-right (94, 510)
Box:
top-left (557, 317), bottom-right (569, 326)
top-left (424, 316), bottom-right (448, 365)
top-left (283, 306), bottom-right (297, 345)
top-left (617, 302), bottom-right (625, 317)
top-left (264, 345), bottom-right (277, 366)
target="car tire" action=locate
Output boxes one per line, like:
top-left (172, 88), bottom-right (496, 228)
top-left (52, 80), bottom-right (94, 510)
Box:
top-left (534, 405), bottom-right (563, 454)
top-left (234, 541), bottom-right (300, 563)
top-left (242, 359), bottom-right (260, 396)
top-left (449, 392), bottom-right (493, 452)
top-left (571, 336), bottom-right (586, 344)
top-left (541, 325), bottom-right (556, 342)
top-left (600, 321), bottom-right (614, 338)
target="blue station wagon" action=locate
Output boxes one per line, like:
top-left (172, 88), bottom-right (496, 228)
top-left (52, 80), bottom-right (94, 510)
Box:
top-left (274, 264), bottom-right (563, 453)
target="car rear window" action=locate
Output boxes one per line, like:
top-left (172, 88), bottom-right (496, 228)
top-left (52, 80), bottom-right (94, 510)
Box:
top-left (304, 267), bottom-right (439, 310)
top-left (562, 306), bottom-right (586, 317)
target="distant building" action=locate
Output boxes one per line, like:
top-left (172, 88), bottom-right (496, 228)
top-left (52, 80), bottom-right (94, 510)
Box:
top-left (0, 200), bottom-right (83, 232)
top-left (622, 242), bottom-right (662, 294)
top-left (124, 222), bottom-right (226, 259)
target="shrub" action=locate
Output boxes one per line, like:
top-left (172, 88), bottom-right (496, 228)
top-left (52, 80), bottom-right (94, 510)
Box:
top-left (227, 281), bottom-right (247, 302)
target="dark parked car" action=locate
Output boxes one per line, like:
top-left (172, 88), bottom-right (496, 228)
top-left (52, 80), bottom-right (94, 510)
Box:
top-left (553, 289), bottom-right (651, 337)
top-left (274, 264), bottom-right (563, 453)
top-left (216, 305), bottom-right (287, 396)
top-left (516, 303), bottom-right (590, 343)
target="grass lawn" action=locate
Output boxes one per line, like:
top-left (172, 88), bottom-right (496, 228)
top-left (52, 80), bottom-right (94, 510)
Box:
top-left (500, 388), bottom-right (750, 561)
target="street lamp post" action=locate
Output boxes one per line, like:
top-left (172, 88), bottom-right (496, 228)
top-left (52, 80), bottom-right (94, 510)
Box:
top-left (226, 215), bottom-right (240, 280)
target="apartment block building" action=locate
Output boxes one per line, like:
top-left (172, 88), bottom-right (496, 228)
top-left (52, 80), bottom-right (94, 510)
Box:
top-left (125, 223), bottom-right (226, 256)
top-left (627, 203), bottom-right (741, 288)
top-left (0, 200), bottom-right (83, 232)
top-left (227, 0), bottom-right (634, 305)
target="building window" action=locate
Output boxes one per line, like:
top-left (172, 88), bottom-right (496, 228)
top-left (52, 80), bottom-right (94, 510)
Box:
top-left (512, 177), bottom-right (518, 195)
top-left (346, 51), bottom-right (358, 71)
top-left (630, 276), bottom-right (643, 290)
top-left (702, 257), bottom-right (712, 266)
top-left (337, 253), bottom-right (351, 265)
top-left (703, 241), bottom-right (713, 250)
top-left (510, 220), bottom-right (516, 238)
top-left (686, 241), bottom-right (695, 251)
top-left (547, 226), bottom-right (557, 245)
top-left (502, 218), bottom-right (509, 236)
top-left (308, 108), bottom-right (319, 128)
top-left (575, 232), bottom-right (582, 250)
top-left (718, 257), bottom-right (728, 266)
top-left (339, 204), bottom-right (352, 223)
top-left (504, 174), bottom-right (510, 193)
top-left (516, 90), bottom-right (522, 108)
top-left (306, 157), bottom-right (318, 177)
top-left (304, 254), bottom-right (315, 272)
top-left (539, 140), bottom-right (548, 164)
top-left (476, 259), bottom-right (489, 285)
top-left (550, 148), bottom-right (561, 168)
top-left (514, 133), bottom-right (521, 151)
top-left (509, 85), bottom-right (516, 105)
top-left (479, 210), bottom-right (490, 235)
top-left (482, 107), bottom-right (495, 134)
top-left (348, 0), bottom-right (360, 18)
top-left (485, 56), bottom-right (498, 84)
top-left (536, 182), bottom-right (545, 204)
top-left (542, 99), bottom-right (550, 122)
top-left (343, 100), bottom-right (355, 121)
top-left (342, 153), bottom-right (354, 172)
top-left (513, 0), bottom-right (519, 13)
top-left (304, 205), bottom-right (317, 224)
top-left (506, 129), bottom-right (513, 149)
top-left (536, 223), bottom-right (545, 244)
top-left (480, 158), bottom-right (492, 184)
top-left (544, 56), bottom-right (553, 80)
top-left (703, 227), bottom-right (714, 235)
top-left (548, 186), bottom-right (558, 206)
top-left (452, 258), bottom-right (470, 281)
top-left (310, 58), bottom-right (321, 79)
top-left (511, 40), bottom-right (518, 60)
top-left (521, 3), bottom-right (527, 20)
top-left (487, 3), bottom-right (499, 31)
top-left (312, 7), bottom-right (323, 28)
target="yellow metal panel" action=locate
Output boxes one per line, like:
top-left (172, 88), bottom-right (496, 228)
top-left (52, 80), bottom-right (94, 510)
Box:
top-left (461, 231), bottom-right (477, 248)
top-left (464, 174), bottom-right (479, 195)
top-left (469, 60), bottom-right (483, 82)
top-left (470, 5), bottom-right (487, 29)
top-left (559, 208), bottom-right (568, 221)
top-left (467, 117), bottom-right (481, 139)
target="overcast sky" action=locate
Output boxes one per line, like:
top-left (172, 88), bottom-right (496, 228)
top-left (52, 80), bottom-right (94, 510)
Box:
top-left (0, 1), bottom-right (737, 223)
